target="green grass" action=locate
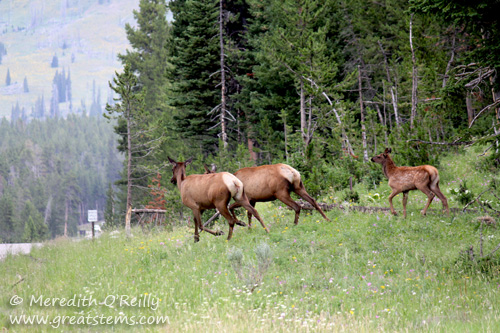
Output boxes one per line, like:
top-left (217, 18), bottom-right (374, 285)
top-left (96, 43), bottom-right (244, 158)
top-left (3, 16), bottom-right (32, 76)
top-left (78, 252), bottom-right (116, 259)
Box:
top-left (1, 148), bottom-right (500, 332)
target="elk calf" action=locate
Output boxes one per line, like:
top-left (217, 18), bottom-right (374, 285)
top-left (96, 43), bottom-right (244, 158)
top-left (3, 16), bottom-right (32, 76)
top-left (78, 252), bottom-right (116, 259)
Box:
top-left (169, 157), bottom-right (269, 242)
top-left (371, 148), bottom-right (450, 218)
top-left (228, 163), bottom-right (330, 226)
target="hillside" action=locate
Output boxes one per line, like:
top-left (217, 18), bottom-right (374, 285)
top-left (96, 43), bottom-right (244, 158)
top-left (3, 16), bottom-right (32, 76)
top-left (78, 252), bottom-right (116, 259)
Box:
top-left (0, 0), bottom-right (140, 119)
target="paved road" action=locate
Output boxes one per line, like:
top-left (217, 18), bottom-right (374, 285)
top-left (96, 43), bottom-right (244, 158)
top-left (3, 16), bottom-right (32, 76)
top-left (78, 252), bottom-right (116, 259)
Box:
top-left (0, 243), bottom-right (42, 260)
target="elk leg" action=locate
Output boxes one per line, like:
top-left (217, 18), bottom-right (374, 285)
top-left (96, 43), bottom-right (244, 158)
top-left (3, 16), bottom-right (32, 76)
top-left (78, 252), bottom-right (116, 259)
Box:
top-left (388, 189), bottom-right (401, 216)
top-left (217, 205), bottom-right (237, 241)
top-left (198, 209), bottom-right (224, 237)
top-left (402, 191), bottom-right (409, 218)
top-left (417, 185), bottom-right (435, 216)
top-left (275, 190), bottom-right (302, 225)
top-left (228, 202), bottom-right (247, 226)
top-left (429, 183), bottom-right (450, 216)
top-left (294, 186), bottom-right (330, 221)
top-left (237, 198), bottom-right (269, 233)
top-left (192, 209), bottom-right (201, 243)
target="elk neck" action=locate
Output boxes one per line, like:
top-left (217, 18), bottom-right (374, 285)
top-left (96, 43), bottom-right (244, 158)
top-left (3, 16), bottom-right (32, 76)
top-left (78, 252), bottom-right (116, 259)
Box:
top-left (382, 156), bottom-right (397, 179)
top-left (174, 167), bottom-right (187, 191)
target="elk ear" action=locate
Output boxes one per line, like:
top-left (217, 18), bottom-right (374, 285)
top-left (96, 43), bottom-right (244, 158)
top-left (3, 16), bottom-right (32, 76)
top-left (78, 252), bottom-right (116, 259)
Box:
top-left (384, 148), bottom-right (391, 154)
top-left (203, 164), bottom-right (210, 173)
top-left (167, 156), bottom-right (177, 165)
top-left (185, 157), bottom-right (193, 166)
top-left (211, 164), bottom-right (217, 173)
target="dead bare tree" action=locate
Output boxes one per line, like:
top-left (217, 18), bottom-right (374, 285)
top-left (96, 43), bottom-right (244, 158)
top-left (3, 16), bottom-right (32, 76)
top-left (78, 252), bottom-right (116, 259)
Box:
top-left (409, 13), bottom-right (418, 130)
top-left (358, 65), bottom-right (369, 162)
top-left (219, 0), bottom-right (228, 149)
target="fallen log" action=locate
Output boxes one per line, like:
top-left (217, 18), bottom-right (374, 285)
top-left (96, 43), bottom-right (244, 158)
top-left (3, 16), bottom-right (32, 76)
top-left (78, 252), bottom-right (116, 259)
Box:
top-left (294, 200), bottom-right (480, 215)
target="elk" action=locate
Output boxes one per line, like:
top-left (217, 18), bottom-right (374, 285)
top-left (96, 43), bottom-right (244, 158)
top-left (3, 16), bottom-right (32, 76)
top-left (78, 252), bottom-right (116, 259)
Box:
top-left (168, 157), bottom-right (269, 242)
top-left (371, 148), bottom-right (450, 218)
top-left (224, 163), bottom-right (330, 226)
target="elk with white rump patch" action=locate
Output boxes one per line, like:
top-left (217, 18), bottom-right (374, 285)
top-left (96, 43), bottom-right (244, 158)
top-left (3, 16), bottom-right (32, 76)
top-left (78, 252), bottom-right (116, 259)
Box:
top-left (371, 148), bottom-right (450, 218)
top-left (168, 157), bottom-right (269, 242)
top-left (227, 163), bottom-right (330, 226)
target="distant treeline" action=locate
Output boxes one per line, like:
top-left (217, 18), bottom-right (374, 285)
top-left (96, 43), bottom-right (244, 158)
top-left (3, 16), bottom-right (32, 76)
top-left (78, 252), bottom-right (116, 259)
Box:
top-left (0, 115), bottom-right (123, 242)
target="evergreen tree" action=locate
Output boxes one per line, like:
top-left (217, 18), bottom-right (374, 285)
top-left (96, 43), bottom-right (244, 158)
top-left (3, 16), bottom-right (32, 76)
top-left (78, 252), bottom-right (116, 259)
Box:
top-left (104, 183), bottom-right (118, 228)
top-left (118, 0), bottom-right (171, 116)
top-left (169, 0), bottom-right (221, 152)
top-left (106, 63), bottom-right (148, 236)
top-left (50, 83), bottom-right (60, 118)
top-left (5, 68), bottom-right (11, 86)
top-left (23, 76), bottom-right (29, 93)
top-left (0, 192), bottom-right (16, 242)
top-left (66, 69), bottom-right (72, 103)
top-left (11, 101), bottom-right (21, 123)
top-left (21, 201), bottom-right (48, 242)
top-left (51, 54), bottom-right (59, 68)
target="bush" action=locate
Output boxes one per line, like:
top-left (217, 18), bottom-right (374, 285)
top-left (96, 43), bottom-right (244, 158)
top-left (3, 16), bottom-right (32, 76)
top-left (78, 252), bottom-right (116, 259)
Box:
top-left (227, 242), bottom-right (273, 292)
top-left (450, 181), bottom-right (475, 205)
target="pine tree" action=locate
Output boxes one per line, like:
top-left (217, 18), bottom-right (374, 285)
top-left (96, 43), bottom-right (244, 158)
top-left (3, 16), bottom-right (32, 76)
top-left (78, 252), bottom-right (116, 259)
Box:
top-left (104, 183), bottom-right (118, 228)
top-left (21, 201), bottom-right (48, 242)
top-left (0, 192), bottom-right (16, 242)
top-left (5, 68), bottom-right (11, 86)
top-left (169, 0), bottom-right (221, 152)
top-left (106, 63), bottom-right (147, 236)
top-left (23, 76), bottom-right (29, 93)
top-left (118, 0), bottom-right (170, 115)
top-left (51, 54), bottom-right (59, 68)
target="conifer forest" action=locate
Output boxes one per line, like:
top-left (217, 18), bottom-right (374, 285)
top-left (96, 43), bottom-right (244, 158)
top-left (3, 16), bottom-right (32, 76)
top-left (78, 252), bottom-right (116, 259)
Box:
top-left (1, 0), bottom-right (500, 241)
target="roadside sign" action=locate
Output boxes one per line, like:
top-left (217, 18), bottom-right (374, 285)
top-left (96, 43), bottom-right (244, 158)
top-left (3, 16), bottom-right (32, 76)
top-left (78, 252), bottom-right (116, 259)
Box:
top-left (88, 210), bottom-right (98, 222)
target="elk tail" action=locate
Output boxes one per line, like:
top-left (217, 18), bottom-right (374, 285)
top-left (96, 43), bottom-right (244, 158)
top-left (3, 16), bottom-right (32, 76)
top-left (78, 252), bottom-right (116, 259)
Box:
top-left (425, 166), bottom-right (440, 189)
top-left (222, 173), bottom-right (244, 200)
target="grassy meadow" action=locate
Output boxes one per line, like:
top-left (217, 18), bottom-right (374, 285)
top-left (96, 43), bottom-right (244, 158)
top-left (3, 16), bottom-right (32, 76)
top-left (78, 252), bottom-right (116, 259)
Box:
top-left (1, 148), bottom-right (500, 332)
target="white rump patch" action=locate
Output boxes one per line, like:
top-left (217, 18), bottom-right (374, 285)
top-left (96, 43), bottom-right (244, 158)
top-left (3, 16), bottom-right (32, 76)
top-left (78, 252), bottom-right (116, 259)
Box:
top-left (222, 173), bottom-right (243, 200)
top-left (279, 165), bottom-right (300, 185)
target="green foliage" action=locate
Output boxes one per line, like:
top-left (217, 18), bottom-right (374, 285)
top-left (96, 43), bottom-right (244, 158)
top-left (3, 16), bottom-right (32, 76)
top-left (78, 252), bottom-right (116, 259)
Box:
top-left (22, 201), bottom-right (48, 242)
top-left (449, 181), bottom-right (475, 206)
top-left (343, 190), bottom-right (360, 203)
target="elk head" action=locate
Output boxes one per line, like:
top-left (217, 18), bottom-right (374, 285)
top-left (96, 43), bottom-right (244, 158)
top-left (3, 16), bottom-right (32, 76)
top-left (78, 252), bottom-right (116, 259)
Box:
top-left (371, 148), bottom-right (391, 164)
top-left (203, 163), bottom-right (217, 174)
top-left (168, 156), bottom-right (193, 185)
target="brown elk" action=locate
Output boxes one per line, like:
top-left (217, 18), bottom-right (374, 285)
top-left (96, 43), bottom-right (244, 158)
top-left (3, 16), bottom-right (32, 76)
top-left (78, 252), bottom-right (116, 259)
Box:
top-left (223, 163), bottom-right (330, 226)
top-left (371, 148), bottom-right (450, 218)
top-left (168, 157), bottom-right (269, 242)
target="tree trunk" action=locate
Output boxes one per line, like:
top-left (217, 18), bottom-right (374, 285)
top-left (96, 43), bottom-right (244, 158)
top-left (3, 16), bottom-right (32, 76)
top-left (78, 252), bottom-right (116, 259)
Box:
top-left (64, 199), bottom-right (68, 237)
top-left (300, 79), bottom-right (307, 147)
top-left (126, 103), bottom-right (132, 237)
top-left (219, 0), bottom-right (228, 149)
top-left (410, 13), bottom-right (418, 130)
top-left (466, 91), bottom-right (474, 126)
top-left (281, 110), bottom-right (289, 162)
top-left (378, 41), bottom-right (400, 129)
top-left (443, 28), bottom-right (456, 88)
top-left (247, 137), bottom-right (258, 164)
top-left (358, 66), bottom-right (369, 162)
